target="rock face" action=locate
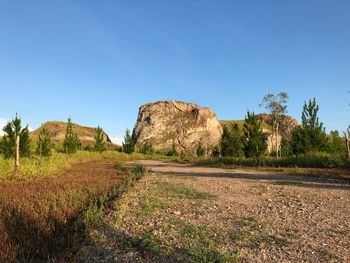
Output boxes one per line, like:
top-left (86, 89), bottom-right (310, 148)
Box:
top-left (132, 101), bottom-right (223, 155)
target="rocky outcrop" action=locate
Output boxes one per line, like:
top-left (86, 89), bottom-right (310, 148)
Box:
top-left (31, 121), bottom-right (112, 146)
top-left (132, 100), bottom-right (223, 155)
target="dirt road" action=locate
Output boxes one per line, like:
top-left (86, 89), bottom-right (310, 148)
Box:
top-left (78, 160), bottom-right (350, 262)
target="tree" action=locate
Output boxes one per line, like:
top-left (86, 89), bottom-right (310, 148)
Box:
top-left (220, 126), bottom-right (234, 157)
top-left (36, 128), bottom-right (52, 156)
top-left (196, 144), bottom-right (205, 157)
top-left (122, 129), bottom-right (135, 154)
top-left (326, 130), bottom-right (346, 155)
top-left (280, 135), bottom-right (292, 157)
top-left (290, 126), bottom-right (304, 157)
top-left (220, 124), bottom-right (244, 157)
top-left (242, 111), bottom-right (267, 164)
top-left (94, 126), bottom-right (106, 152)
top-left (231, 124), bottom-right (244, 157)
top-left (260, 92), bottom-right (289, 157)
top-left (63, 118), bottom-right (81, 154)
top-left (301, 98), bottom-right (327, 152)
top-left (345, 126), bottom-right (350, 161)
top-left (0, 114), bottom-right (31, 170)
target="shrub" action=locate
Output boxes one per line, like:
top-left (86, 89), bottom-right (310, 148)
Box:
top-left (196, 144), bottom-right (205, 157)
top-left (140, 141), bottom-right (153, 154)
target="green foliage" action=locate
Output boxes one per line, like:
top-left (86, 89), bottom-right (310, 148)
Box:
top-left (211, 146), bottom-right (220, 157)
top-left (325, 130), bottom-right (346, 155)
top-left (220, 124), bottom-right (244, 157)
top-left (122, 129), bottom-right (135, 154)
top-left (260, 92), bottom-right (289, 132)
top-left (196, 152), bottom-right (349, 169)
top-left (280, 136), bottom-right (292, 157)
top-left (63, 118), bottom-right (81, 154)
top-left (0, 114), bottom-right (31, 158)
top-left (166, 144), bottom-right (179, 156)
top-left (140, 141), bottom-right (153, 154)
top-left (94, 126), bottom-right (106, 152)
top-left (290, 126), bottom-right (304, 156)
top-left (196, 144), bottom-right (205, 157)
top-left (242, 111), bottom-right (267, 162)
top-left (301, 98), bottom-right (327, 152)
top-left (36, 128), bottom-right (52, 156)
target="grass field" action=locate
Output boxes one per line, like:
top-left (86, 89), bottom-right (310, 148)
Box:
top-left (0, 152), bottom-right (148, 261)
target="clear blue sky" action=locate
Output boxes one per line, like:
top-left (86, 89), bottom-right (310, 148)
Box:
top-left (0, 0), bottom-right (349, 142)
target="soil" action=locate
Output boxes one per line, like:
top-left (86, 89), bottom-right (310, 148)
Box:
top-left (77, 160), bottom-right (350, 262)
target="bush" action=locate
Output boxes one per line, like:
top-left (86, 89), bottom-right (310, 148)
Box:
top-left (140, 142), bottom-right (153, 154)
top-left (196, 144), bottom-right (205, 157)
top-left (195, 152), bottom-right (349, 169)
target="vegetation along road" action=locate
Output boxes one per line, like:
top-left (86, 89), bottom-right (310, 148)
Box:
top-left (77, 160), bottom-right (350, 262)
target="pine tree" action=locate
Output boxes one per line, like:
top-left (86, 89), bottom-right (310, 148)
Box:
top-left (63, 118), bottom-right (81, 154)
top-left (301, 98), bottom-right (327, 152)
top-left (94, 126), bottom-right (106, 152)
top-left (36, 128), bottom-right (52, 156)
top-left (231, 124), bottom-right (244, 157)
top-left (0, 114), bottom-right (31, 172)
top-left (0, 114), bottom-right (31, 159)
top-left (220, 126), bottom-right (234, 157)
top-left (290, 126), bottom-right (304, 157)
top-left (122, 129), bottom-right (135, 154)
top-left (242, 111), bottom-right (267, 163)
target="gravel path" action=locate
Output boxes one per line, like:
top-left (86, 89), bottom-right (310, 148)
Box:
top-left (77, 160), bottom-right (350, 262)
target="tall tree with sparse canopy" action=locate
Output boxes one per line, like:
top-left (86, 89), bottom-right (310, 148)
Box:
top-left (260, 91), bottom-right (289, 157)
top-left (122, 129), bottom-right (135, 154)
top-left (0, 114), bottom-right (31, 170)
top-left (63, 118), bottom-right (81, 154)
top-left (36, 128), bottom-right (52, 156)
top-left (242, 111), bottom-right (267, 164)
top-left (94, 126), bottom-right (106, 152)
top-left (301, 98), bottom-right (327, 152)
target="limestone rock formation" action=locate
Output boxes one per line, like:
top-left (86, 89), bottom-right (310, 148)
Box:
top-left (132, 100), bottom-right (223, 155)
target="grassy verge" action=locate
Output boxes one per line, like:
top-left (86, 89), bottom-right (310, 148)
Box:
top-left (179, 154), bottom-right (350, 180)
top-left (0, 160), bottom-right (148, 262)
top-left (0, 150), bottom-right (154, 180)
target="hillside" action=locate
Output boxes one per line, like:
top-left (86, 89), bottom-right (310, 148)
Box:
top-left (220, 114), bottom-right (299, 136)
top-left (31, 121), bottom-right (113, 146)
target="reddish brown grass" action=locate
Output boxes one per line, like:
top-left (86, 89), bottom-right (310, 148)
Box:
top-left (0, 160), bottom-right (123, 261)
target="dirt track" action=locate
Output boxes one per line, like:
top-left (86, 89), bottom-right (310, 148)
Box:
top-left (78, 160), bottom-right (350, 262)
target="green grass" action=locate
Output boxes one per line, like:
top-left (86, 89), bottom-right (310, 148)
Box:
top-left (135, 181), bottom-right (214, 217)
top-left (229, 216), bottom-right (288, 249)
top-left (193, 152), bottom-right (350, 170)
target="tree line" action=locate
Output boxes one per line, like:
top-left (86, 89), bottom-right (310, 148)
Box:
top-left (218, 93), bottom-right (350, 164)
